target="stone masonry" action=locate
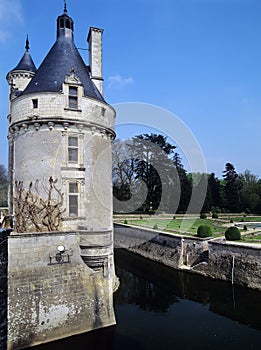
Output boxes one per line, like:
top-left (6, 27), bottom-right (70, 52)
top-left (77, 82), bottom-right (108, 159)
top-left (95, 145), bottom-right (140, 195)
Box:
top-left (114, 223), bottom-right (261, 291)
top-left (5, 4), bottom-right (117, 349)
top-left (8, 230), bottom-right (116, 350)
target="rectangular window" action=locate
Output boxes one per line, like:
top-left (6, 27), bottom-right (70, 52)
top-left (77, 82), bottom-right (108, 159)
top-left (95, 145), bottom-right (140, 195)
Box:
top-left (68, 136), bottom-right (78, 163)
top-left (69, 182), bottom-right (78, 217)
top-left (32, 99), bottom-right (38, 108)
top-left (69, 86), bottom-right (78, 109)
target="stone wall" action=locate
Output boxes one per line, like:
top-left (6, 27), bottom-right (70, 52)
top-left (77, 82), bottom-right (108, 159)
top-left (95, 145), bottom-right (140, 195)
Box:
top-left (114, 224), bottom-right (261, 291)
top-left (207, 240), bottom-right (261, 290)
top-left (7, 230), bottom-right (116, 350)
top-left (0, 230), bottom-right (10, 350)
top-left (114, 224), bottom-right (209, 269)
top-left (11, 93), bottom-right (115, 129)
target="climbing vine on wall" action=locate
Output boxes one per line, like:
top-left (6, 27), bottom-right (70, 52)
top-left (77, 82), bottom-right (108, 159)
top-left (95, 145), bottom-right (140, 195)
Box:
top-left (14, 177), bottom-right (65, 233)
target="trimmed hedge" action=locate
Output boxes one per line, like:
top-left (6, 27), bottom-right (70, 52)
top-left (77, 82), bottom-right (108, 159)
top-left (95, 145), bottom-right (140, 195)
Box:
top-left (225, 226), bottom-right (241, 241)
top-left (197, 225), bottom-right (213, 238)
top-left (200, 213), bottom-right (207, 219)
top-left (212, 212), bottom-right (219, 219)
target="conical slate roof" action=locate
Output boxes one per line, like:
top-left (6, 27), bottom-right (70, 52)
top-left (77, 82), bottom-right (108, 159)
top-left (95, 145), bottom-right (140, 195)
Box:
top-left (11, 37), bottom-right (36, 73)
top-left (12, 51), bottom-right (37, 72)
top-left (22, 8), bottom-right (104, 102)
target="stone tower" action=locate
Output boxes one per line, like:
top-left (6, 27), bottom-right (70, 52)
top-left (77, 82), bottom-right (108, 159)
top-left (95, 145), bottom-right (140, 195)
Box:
top-left (6, 4), bottom-right (117, 349)
top-left (7, 4), bottom-right (115, 232)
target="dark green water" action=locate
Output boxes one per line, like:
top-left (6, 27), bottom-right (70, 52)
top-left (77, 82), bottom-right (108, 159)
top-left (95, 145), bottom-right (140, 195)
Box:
top-left (31, 248), bottom-right (261, 350)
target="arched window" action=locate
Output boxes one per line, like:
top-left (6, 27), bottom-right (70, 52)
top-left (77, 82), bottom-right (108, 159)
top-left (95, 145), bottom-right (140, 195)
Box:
top-left (60, 18), bottom-right (65, 28)
top-left (66, 19), bottom-right (71, 29)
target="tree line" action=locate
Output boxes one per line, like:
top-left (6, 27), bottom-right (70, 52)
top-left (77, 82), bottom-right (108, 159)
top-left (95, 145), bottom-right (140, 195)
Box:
top-left (113, 133), bottom-right (261, 214)
top-left (1, 133), bottom-right (261, 214)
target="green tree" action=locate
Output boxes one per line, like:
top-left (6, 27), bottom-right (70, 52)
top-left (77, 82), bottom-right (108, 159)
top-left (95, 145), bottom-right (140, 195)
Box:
top-left (0, 164), bottom-right (8, 207)
top-left (239, 170), bottom-right (261, 214)
top-left (133, 134), bottom-right (176, 213)
top-left (173, 152), bottom-right (191, 213)
top-left (112, 134), bottom-right (178, 213)
top-left (207, 173), bottom-right (222, 212)
top-left (222, 163), bottom-right (242, 212)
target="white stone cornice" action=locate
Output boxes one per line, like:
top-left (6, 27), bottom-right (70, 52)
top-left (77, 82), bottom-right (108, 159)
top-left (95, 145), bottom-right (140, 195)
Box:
top-left (8, 118), bottom-right (116, 139)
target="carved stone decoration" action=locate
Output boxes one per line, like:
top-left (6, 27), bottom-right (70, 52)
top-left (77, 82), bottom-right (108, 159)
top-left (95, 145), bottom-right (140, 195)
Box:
top-left (48, 122), bottom-right (55, 130)
top-left (64, 66), bottom-right (82, 85)
top-left (13, 177), bottom-right (65, 233)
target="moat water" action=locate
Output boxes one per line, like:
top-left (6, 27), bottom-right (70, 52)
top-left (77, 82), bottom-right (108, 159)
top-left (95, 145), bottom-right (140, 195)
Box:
top-left (1, 249), bottom-right (261, 350)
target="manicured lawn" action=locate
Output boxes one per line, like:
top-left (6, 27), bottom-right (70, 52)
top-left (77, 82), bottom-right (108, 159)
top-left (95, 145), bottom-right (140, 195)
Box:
top-left (227, 216), bottom-right (261, 222)
top-left (242, 233), bottom-right (261, 243)
top-left (116, 218), bottom-right (226, 237)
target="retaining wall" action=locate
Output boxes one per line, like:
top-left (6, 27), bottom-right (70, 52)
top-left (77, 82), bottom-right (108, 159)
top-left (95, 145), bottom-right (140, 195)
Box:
top-left (114, 224), bottom-right (261, 291)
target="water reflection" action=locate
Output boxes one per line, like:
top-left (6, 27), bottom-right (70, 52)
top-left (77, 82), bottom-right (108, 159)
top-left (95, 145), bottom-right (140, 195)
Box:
top-left (115, 249), bottom-right (261, 331)
top-left (1, 248), bottom-right (261, 350)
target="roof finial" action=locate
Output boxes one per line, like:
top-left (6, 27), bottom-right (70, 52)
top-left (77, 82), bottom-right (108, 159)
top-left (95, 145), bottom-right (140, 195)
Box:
top-left (25, 34), bottom-right (30, 51)
top-left (64, 0), bottom-right (68, 13)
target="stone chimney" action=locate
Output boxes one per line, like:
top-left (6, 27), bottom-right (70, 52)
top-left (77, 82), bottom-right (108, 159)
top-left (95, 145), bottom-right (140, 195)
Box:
top-left (87, 27), bottom-right (104, 96)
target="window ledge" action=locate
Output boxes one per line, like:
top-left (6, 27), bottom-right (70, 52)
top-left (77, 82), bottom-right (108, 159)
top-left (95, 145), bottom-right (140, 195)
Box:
top-left (61, 166), bottom-right (85, 171)
top-left (62, 216), bottom-right (85, 221)
top-left (64, 108), bottom-right (82, 112)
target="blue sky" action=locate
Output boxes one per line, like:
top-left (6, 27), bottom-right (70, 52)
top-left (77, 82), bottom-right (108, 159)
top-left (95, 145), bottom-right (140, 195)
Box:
top-left (0, 0), bottom-right (261, 178)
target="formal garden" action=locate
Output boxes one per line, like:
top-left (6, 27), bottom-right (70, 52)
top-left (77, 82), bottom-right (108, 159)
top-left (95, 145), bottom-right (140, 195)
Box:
top-left (114, 213), bottom-right (261, 243)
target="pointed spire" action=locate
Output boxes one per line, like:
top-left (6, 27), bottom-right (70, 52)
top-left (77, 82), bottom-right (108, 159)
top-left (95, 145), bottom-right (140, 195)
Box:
top-left (64, 0), bottom-right (68, 13)
top-left (25, 35), bottom-right (30, 51)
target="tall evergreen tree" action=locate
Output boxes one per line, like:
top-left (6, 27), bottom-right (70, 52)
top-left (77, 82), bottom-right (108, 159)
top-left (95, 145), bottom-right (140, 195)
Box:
top-left (222, 163), bottom-right (242, 212)
top-left (208, 173), bottom-right (222, 211)
top-left (173, 153), bottom-right (192, 213)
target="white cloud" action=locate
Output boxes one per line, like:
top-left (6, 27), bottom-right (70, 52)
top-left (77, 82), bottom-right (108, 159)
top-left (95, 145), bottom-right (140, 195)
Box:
top-left (108, 74), bottom-right (134, 88)
top-left (0, 0), bottom-right (23, 42)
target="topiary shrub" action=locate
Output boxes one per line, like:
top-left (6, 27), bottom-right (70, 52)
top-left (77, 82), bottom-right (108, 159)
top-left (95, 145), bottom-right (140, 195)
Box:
top-left (124, 219), bottom-right (128, 224)
top-left (153, 224), bottom-right (158, 230)
top-left (225, 226), bottom-right (241, 241)
top-left (212, 212), bottom-right (218, 219)
top-left (200, 213), bottom-right (207, 219)
top-left (243, 225), bottom-right (248, 231)
top-left (230, 219), bottom-right (233, 223)
top-left (197, 225), bottom-right (213, 238)
top-left (240, 218), bottom-right (245, 222)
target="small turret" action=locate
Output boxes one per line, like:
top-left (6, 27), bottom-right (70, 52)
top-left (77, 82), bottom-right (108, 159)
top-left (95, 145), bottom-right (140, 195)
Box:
top-left (6, 36), bottom-right (36, 111)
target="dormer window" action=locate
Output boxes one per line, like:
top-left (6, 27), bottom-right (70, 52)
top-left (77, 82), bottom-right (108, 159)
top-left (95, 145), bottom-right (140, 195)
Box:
top-left (69, 86), bottom-right (78, 109)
